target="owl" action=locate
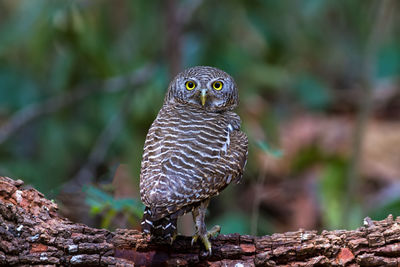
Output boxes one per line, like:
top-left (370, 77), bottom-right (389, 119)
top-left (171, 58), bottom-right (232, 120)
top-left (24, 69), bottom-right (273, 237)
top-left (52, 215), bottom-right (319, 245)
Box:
top-left (140, 66), bottom-right (248, 253)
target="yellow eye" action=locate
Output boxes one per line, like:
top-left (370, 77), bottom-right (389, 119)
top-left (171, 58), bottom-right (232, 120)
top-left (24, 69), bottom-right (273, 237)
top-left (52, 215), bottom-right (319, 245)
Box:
top-left (185, 80), bottom-right (196, 90)
top-left (212, 81), bottom-right (223, 90)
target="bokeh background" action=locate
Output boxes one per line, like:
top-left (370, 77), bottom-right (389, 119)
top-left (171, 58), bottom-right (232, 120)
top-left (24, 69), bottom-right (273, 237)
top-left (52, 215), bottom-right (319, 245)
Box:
top-left (0, 0), bottom-right (399, 236)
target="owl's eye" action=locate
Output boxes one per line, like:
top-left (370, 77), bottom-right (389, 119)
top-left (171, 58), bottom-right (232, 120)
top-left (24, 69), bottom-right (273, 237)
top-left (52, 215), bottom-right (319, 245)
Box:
top-left (212, 81), bottom-right (223, 91)
top-left (185, 80), bottom-right (196, 90)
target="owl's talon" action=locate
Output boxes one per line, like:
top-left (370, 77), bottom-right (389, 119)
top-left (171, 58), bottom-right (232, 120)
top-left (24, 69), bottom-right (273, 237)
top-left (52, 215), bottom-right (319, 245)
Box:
top-left (191, 234), bottom-right (198, 246)
top-left (169, 232), bottom-right (177, 245)
top-left (201, 235), bottom-right (212, 255)
top-left (191, 225), bottom-right (221, 255)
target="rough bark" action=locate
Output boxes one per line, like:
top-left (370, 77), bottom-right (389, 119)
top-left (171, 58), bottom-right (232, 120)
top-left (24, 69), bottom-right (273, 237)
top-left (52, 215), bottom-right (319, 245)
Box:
top-left (1, 176), bottom-right (400, 266)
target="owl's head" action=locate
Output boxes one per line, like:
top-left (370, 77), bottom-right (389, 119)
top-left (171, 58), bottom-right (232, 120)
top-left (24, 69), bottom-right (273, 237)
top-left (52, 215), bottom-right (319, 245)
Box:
top-left (164, 66), bottom-right (238, 112)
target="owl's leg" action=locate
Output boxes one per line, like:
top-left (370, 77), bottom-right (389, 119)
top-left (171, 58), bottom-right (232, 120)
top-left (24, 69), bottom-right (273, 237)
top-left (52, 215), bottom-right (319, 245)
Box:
top-left (191, 199), bottom-right (221, 254)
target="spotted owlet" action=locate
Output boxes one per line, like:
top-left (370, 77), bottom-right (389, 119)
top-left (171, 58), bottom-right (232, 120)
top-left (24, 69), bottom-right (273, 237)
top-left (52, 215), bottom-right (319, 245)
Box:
top-left (140, 66), bottom-right (248, 253)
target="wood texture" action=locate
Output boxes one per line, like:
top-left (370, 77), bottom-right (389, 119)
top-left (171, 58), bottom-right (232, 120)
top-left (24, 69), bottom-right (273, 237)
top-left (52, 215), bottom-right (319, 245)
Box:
top-left (1, 176), bottom-right (400, 266)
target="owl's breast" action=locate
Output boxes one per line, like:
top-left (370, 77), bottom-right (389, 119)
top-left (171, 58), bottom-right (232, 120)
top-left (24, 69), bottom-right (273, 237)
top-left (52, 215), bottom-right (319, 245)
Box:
top-left (160, 109), bottom-right (228, 169)
top-left (140, 107), bottom-right (231, 206)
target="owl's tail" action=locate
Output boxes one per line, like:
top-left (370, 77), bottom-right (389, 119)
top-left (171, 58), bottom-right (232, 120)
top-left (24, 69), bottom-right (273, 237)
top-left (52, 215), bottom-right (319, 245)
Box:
top-left (141, 207), bottom-right (177, 241)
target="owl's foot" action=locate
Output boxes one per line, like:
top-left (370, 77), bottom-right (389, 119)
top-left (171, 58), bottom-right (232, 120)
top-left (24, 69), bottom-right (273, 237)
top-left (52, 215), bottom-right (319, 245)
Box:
top-left (191, 199), bottom-right (220, 254)
top-left (191, 225), bottom-right (221, 254)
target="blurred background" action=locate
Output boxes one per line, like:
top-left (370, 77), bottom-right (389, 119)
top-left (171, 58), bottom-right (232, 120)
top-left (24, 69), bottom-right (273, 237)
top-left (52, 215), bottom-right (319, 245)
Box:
top-left (0, 0), bottom-right (399, 236)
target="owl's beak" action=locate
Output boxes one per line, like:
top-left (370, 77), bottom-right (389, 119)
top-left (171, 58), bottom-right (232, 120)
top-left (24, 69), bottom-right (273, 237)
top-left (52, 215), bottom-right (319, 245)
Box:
top-left (200, 89), bottom-right (207, 106)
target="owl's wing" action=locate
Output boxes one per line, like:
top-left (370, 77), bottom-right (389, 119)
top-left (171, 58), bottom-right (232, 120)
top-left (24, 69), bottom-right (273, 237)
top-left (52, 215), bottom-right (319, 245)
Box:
top-left (220, 129), bottom-right (248, 185)
top-left (216, 111), bottom-right (248, 185)
top-left (140, 107), bottom-right (248, 220)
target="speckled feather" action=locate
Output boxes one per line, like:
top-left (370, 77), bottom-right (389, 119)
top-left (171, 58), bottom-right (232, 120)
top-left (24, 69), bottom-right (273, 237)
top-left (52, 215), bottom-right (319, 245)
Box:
top-left (140, 66), bottom-right (248, 239)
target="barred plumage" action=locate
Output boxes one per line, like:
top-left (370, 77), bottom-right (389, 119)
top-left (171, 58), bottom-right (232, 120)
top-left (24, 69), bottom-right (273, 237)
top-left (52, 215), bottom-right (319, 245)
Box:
top-left (140, 66), bottom-right (248, 253)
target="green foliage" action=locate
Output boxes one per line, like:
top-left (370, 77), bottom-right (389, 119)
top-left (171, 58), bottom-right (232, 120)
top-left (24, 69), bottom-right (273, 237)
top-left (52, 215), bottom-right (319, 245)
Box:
top-left (0, 67), bottom-right (40, 110)
top-left (84, 185), bottom-right (144, 230)
top-left (319, 159), bottom-right (349, 229)
top-left (256, 140), bottom-right (283, 158)
top-left (291, 146), bottom-right (324, 174)
top-left (372, 199), bottom-right (400, 221)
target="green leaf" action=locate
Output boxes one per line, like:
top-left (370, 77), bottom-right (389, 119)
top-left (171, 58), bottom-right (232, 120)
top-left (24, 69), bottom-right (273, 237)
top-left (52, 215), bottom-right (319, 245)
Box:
top-left (318, 160), bottom-right (347, 229)
top-left (256, 140), bottom-right (283, 158)
top-left (83, 185), bottom-right (145, 229)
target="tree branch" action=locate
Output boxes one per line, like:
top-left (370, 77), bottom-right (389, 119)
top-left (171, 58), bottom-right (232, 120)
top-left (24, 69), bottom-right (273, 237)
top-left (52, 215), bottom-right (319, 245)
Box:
top-left (1, 176), bottom-right (400, 266)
